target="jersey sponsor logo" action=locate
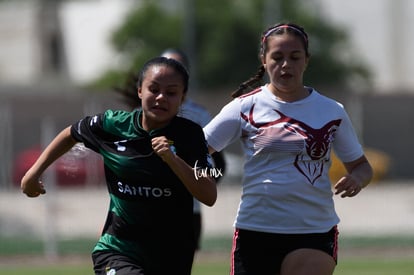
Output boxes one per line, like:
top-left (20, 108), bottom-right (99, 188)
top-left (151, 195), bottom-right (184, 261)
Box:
top-left (106, 138), bottom-right (154, 158)
top-left (117, 181), bottom-right (172, 197)
top-left (90, 115), bottom-right (99, 126)
top-left (114, 140), bottom-right (127, 152)
top-left (105, 268), bottom-right (116, 275)
top-left (241, 104), bottom-right (342, 185)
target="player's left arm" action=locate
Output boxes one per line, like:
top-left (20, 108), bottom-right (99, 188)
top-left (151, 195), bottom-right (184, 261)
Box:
top-left (334, 155), bottom-right (373, 198)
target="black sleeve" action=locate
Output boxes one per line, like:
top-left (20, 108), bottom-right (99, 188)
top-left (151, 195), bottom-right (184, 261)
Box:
top-left (172, 121), bottom-right (213, 170)
top-left (70, 114), bottom-right (109, 153)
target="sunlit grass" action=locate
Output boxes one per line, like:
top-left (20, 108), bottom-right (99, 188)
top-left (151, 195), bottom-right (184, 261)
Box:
top-left (0, 235), bottom-right (413, 275)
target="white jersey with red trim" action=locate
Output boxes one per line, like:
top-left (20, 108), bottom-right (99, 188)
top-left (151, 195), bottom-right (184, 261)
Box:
top-left (204, 85), bottom-right (363, 234)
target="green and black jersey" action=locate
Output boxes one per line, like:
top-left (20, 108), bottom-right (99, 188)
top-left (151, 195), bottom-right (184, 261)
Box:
top-left (71, 109), bottom-right (212, 270)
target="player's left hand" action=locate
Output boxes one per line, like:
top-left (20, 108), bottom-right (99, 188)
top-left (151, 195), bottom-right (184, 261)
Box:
top-left (151, 136), bottom-right (175, 162)
top-left (334, 174), bottom-right (363, 198)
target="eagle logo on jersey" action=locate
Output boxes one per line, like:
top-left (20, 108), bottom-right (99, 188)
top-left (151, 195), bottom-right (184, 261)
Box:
top-left (241, 104), bottom-right (341, 184)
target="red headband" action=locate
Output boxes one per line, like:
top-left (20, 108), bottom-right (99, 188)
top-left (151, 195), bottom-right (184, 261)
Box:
top-left (262, 24), bottom-right (308, 44)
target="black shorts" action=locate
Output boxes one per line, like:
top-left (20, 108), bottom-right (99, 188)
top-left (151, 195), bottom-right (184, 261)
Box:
top-left (230, 226), bottom-right (339, 275)
top-left (92, 251), bottom-right (145, 275)
top-left (92, 250), bottom-right (193, 275)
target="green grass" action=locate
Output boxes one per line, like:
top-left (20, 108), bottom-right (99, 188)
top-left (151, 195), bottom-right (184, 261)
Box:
top-left (339, 235), bottom-right (414, 248)
top-left (0, 237), bottom-right (96, 256)
top-left (193, 259), bottom-right (414, 275)
top-left (0, 258), bottom-right (413, 275)
top-left (335, 259), bottom-right (414, 275)
top-left (0, 265), bottom-right (93, 275)
top-left (1, 235), bottom-right (414, 274)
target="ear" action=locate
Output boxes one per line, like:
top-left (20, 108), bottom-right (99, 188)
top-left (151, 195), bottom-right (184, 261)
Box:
top-left (260, 54), bottom-right (266, 67)
top-left (138, 87), bottom-right (142, 99)
top-left (304, 56), bottom-right (310, 70)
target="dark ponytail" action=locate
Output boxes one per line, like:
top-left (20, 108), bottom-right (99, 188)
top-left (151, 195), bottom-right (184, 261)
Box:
top-left (231, 65), bottom-right (266, 98)
top-left (113, 72), bottom-right (141, 110)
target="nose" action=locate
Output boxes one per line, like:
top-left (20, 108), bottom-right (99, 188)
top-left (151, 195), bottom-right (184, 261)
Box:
top-left (155, 91), bottom-right (167, 101)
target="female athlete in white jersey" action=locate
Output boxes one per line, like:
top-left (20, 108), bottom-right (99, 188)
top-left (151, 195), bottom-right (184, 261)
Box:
top-left (204, 22), bottom-right (373, 275)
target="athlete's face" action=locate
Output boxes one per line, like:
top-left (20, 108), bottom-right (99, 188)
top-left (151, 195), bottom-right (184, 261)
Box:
top-left (138, 65), bottom-right (185, 130)
top-left (262, 34), bottom-right (309, 101)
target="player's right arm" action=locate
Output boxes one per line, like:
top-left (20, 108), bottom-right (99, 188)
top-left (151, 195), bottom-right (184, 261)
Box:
top-left (21, 126), bottom-right (77, 197)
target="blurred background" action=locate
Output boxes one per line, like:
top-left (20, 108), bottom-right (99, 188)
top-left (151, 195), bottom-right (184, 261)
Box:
top-left (0, 0), bottom-right (413, 270)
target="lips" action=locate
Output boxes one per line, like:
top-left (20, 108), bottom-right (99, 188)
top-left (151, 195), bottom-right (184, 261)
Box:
top-left (152, 105), bottom-right (168, 112)
top-left (280, 73), bottom-right (293, 79)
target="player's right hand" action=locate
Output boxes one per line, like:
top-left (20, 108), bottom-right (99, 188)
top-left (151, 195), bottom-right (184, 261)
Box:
top-left (21, 174), bottom-right (46, 198)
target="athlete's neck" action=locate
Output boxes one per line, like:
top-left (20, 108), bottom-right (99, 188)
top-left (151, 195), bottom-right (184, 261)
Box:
top-left (267, 84), bottom-right (310, 102)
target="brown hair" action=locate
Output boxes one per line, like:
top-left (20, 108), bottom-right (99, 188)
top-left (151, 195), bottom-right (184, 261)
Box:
top-left (231, 23), bottom-right (309, 98)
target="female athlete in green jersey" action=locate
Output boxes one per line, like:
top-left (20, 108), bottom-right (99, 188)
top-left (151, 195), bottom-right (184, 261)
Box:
top-left (21, 57), bottom-right (217, 275)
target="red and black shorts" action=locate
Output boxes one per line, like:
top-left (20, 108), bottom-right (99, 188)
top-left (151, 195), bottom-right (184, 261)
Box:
top-left (230, 226), bottom-right (339, 275)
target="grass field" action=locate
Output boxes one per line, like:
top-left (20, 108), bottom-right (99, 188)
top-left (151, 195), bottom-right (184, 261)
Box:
top-left (0, 258), bottom-right (413, 275)
top-left (193, 259), bottom-right (414, 275)
top-left (1, 235), bottom-right (414, 274)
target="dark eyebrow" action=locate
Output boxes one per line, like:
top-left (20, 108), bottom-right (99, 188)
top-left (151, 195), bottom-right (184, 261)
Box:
top-left (274, 49), bottom-right (303, 54)
top-left (148, 80), bottom-right (182, 90)
top-left (271, 49), bottom-right (304, 57)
